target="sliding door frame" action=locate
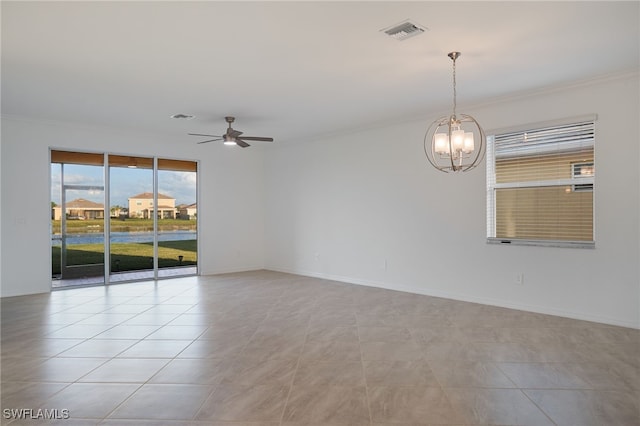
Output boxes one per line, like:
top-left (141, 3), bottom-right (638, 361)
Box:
top-left (50, 148), bottom-right (199, 288)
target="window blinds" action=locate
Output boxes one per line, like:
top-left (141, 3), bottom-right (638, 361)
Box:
top-left (487, 119), bottom-right (595, 246)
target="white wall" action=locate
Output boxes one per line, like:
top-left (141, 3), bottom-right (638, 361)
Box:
top-left (264, 73), bottom-right (640, 328)
top-left (2, 74), bottom-right (638, 328)
top-left (0, 117), bottom-right (265, 297)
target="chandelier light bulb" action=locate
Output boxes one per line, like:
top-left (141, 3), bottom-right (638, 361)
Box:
top-left (434, 133), bottom-right (449, 154)
top-left (451, 128), bottom-right (465, 152)
top-left (463, 132), bottom-right (475, 153)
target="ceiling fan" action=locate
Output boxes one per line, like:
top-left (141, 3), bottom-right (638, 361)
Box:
top-left (189, 116), bottom-right (274, 148)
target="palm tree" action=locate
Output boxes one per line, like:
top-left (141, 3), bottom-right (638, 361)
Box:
top-left (110, 205), bottom-right (124, 217)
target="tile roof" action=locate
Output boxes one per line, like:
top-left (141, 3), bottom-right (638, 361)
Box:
top-left (129, 192), bottom-right (173, 200)
top-left (65, 198), bottom-right (104, 209)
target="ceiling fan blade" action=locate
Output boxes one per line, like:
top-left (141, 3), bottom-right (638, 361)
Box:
top-left (229, 129), bottom-right (243, 137)
top-left (235, 138), bottom-right (251, 148)
top-left (197, 138), bottom-right (223, 144)
top-left (240, 136), bottom-right (274, 142)
top-left (188, 133), bottom-right (220, 137)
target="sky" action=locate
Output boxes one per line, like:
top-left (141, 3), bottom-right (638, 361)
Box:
top-left (51, 164), bottom-right (197, 208)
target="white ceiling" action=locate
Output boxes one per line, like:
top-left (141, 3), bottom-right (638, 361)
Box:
top-left (2, 1), bottom-right (639, 145)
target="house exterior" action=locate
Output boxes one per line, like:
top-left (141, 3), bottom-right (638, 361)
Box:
top-left (128, 192), bottom-right (176, 219)
top-left (52, 198), bottom-right (105, 220)
top-left (178, 203), bottom-right (197, 220)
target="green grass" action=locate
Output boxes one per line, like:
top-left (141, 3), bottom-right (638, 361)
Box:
top-left (52, 218), bottom-right (196, 234)
top-left (52, 239), bottom-right (196, 275)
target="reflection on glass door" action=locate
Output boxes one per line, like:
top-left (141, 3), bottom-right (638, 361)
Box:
top-left (51, 152), bottom-right (105, 288)
top-left (109, 155), bottom-right (154, 283)
top-left (157, 159), bottom-right (198, 278)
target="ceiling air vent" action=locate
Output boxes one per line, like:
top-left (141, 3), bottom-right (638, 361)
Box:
top-left (170, 114), bottom-right (195, 120)
top-left (381, 19), bottom-right (427, 41)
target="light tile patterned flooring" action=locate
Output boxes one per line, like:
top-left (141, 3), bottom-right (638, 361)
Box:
top-left (1, 270), bottom-right (638, 425)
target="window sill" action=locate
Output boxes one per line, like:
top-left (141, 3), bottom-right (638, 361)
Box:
top-left (487, 238), bottom-right (595, 249)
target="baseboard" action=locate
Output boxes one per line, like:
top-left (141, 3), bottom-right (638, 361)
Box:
top-left (266, 266), bottom-right (640, 330)
top-left (200, 265), bottom-right (266, 276)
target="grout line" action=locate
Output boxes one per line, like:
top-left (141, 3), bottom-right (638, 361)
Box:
top-left (276, 293), bottom-right (311, 426)
top-left (519, 388), bottom-right (560, 426)
top-left (3, 271), bottom-right (638, 425)
top-left (355, 311), bottom-right (374, 425)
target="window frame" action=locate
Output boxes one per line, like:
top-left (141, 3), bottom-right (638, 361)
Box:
top-left (486, 115), bottom-right (596, 249)
top-left (571, 161), bottom-right (594, 193)
top-left (50, 149), bottom-right (199, 287)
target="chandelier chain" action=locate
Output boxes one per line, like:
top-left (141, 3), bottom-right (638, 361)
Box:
top-left (452, 55), bottom-right (457, 118)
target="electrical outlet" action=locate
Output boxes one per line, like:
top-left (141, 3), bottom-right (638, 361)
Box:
top-left (516, 273), bottom-right (525, 285)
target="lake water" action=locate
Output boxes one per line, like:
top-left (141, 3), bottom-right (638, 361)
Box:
top-left (52, 231), bottom-right (196, 246)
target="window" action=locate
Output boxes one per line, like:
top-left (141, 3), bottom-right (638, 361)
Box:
top-left (486, 116), bottom-right (595, 247)
top-left (51, 150), bottom-right (198, 288)
top-left (571, 161), bottom-right (594, 192)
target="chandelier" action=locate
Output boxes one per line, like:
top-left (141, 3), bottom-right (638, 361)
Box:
top-left (424, 52), bottom-right (485, 173)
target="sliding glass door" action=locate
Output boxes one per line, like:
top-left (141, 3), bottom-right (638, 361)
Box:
top-left (157, 159), bottom-right (198, 278)
top-left (51, 150), bottom-right (198, 288)
top-left (108, 155), bottom-right (155, 283)
top-left (51, 152), bottom-right (105, 288)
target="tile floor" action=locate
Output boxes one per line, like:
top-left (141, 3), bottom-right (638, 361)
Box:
top-left (1, 270), bottom-right (638, 425)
